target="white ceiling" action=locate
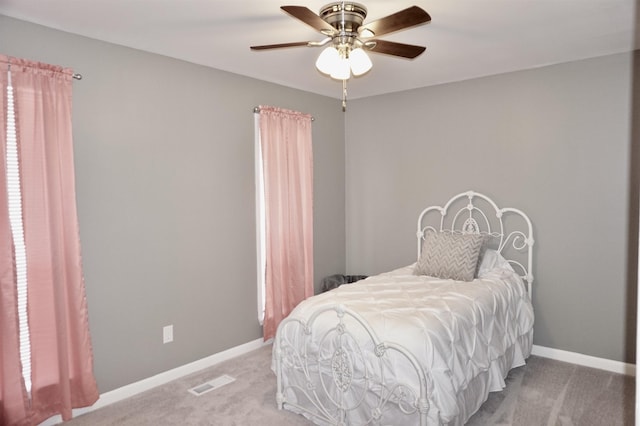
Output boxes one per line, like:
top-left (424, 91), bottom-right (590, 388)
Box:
top-left (0, 0), bottom-right (637, 100)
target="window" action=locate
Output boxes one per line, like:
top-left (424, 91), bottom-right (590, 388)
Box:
top-left (254, 113), bottom-right (266, 324)
top-left (5, 77), bottom-right (31, 393)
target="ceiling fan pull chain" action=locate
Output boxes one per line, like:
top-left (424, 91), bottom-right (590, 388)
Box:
top-left (342, 79), bottom-right (347, 111)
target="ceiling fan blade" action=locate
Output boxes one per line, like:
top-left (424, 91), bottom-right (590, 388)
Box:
top-left (281, 5), bottom-right (336, 34)
top-left (365, 40), bottom-right (426, 59)
top-left (360, 6), bottom-right (431, 38)
top-left (250, 41), bottom-right (310, 50)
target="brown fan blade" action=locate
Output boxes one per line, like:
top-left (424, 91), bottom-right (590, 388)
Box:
top-left (281, 6), bottom-right (336, 34)
top-left (360, 6), bottom-right (431, 38)
top-left (250, 41), bottom-right (310, 50)
top-left (365, 40), bottom-right (426, 59)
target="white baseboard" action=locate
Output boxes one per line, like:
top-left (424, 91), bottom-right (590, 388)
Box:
top-left (531, 344), bottom-right (636, 376)
top-left (39, 338), bottom-right (267, 426)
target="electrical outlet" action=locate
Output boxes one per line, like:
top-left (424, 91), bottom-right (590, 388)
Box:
top-left (163, 325), bottom-right (173, 344)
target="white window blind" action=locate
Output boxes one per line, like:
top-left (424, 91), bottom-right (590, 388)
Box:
top-left (5, 72), bottom-right (32, 393)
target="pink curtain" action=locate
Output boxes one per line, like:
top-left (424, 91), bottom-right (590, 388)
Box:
top-left (259, 106), bottom-right (314, 341)
top-left (0, 55), bottom-right (98, 425)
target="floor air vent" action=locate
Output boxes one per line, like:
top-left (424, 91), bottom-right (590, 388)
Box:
top-left (188, 374), bottom-right (236, 396)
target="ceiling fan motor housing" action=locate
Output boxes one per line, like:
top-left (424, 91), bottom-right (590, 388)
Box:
top-left (319, 2), bottom-right (368, 54)
top-left (320, 2), bottom-right (367, 31)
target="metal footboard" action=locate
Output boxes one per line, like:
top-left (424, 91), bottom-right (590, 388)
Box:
top-left (275, 304), bottom-right (430, 425)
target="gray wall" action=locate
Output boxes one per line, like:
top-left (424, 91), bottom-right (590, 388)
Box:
top-left (1, 13), bottom-right (635, 397)
top-left (346, 53), bottom-right (635, 363)
top-left (0, 16), bottom-right (346, 393)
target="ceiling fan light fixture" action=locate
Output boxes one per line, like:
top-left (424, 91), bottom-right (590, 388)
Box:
top-left (349, 47), bottom-right (372, 76)
top-left (315, 46), bottom-right (340, 75)
top-left (330, 56), bottom-right (351, 80)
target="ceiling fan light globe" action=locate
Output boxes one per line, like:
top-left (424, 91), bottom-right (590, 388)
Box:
top-left (315, 46), bottom-right (340, 75)
top-left (349, 48), bottom-right (373, 76)
top-left (330, 57), bottom-right (351, 80)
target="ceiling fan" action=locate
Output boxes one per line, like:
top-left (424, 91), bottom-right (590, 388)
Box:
top-left (250, 2), bottom-right (431, 110)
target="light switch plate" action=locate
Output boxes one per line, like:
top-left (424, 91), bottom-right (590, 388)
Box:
top-left (163, 325), bottom-right (173, 343)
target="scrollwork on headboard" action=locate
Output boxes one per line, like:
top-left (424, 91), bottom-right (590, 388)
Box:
top-left (416, 191), bottom-right (534, 294)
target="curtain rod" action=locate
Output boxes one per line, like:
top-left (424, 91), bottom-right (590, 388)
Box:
top-left (1, 58), bottom-right (82, 80)
top-left (253, 106), bottom-right (315, 121)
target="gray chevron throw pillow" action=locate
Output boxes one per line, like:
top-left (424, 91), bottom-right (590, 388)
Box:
top-left (414, 231), bottom-right (485, 281)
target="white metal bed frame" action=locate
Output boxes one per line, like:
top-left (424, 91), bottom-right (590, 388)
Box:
top-left (274, 190), bottom-right (534, 425)
top-left (417, 190), bottom-right (534, 295)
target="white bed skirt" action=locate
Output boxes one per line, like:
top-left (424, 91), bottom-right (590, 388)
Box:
top-left (445, 329), bottom-right (533, 425)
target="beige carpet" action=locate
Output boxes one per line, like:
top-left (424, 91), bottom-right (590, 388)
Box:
top-left (61, 345), bottom-right (634, 426)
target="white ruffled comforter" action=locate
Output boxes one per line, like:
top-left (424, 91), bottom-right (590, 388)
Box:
top-left (277, 264), bottom-right (534, 424)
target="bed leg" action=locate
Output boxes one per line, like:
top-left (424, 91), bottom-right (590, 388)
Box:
top-left (418, 397), bottom-right (429, 426)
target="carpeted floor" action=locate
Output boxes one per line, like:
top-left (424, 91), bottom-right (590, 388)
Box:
top-left (61, 345), bottom-right (635, 425)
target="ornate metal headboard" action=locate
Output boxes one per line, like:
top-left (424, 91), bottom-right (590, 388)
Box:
top-left (416, 190), bottom-right (534, 294)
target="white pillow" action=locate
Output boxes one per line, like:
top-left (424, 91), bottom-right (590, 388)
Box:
top-left (477, 249), bottom-right (514, 277)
